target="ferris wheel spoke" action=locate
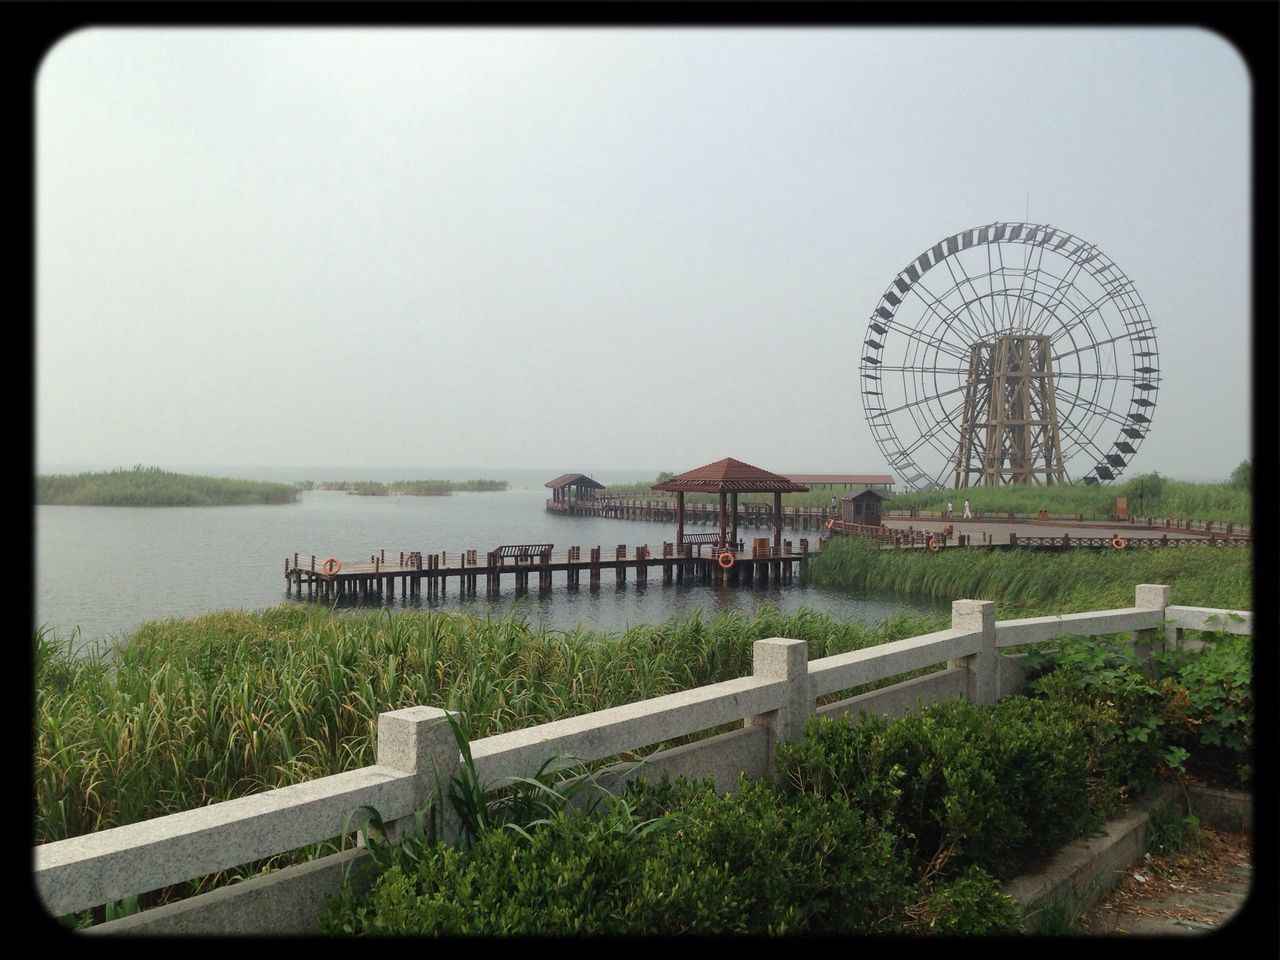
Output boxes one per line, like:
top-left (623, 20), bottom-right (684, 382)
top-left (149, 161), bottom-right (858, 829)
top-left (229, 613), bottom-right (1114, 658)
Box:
top-left (1056, 414), bottom-right (1120, 468)
top-left (894, 395), bottom-right (967, 465)
top-left (1048, 285), bottom-right (1134, 347)
top-left (1026, 257), bottom-right (1094, 335)
top-left (942, 253), bottom-right (998, 339)
top-left (878, 315), bottom-right (972, 363)
top-left (869, 382), bottom-right (969, 420)
top-left (994, 240), bottom-right (1022, 330)
top-left (1051, 330), bottom-right (1132, 362)
top-left (1056, 387), bottom-right (1134, 431)
top-left (871, 364), bottom-right (968, 375)
top-left (1015, 236), bottom-right (1055, 329)
top-left (909, 275), bottom-right (991, 348)
top-left (1054, 371), bottom-right (1149, 383)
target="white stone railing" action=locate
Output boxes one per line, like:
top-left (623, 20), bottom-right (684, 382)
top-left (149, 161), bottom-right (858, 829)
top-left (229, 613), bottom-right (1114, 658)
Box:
top-left (33, 585), bottom-right (1252, 934)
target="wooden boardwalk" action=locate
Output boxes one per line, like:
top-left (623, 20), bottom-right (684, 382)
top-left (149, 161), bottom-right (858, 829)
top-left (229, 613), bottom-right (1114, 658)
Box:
top-left (285, 537), bottom-right (817, 603)
top-left (546, 497), bottom-right (836, 531)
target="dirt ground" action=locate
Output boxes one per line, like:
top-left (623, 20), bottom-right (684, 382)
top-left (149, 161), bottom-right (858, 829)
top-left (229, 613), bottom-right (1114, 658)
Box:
top-left (1079, 824), bottom-right (1253, 935)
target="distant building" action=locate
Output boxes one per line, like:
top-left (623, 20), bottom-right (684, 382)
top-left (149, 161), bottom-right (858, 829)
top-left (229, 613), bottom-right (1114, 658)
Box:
top-left (785, 474), bottom-right (894, 494)
top-left (841, 488), bottom-right (890, 526)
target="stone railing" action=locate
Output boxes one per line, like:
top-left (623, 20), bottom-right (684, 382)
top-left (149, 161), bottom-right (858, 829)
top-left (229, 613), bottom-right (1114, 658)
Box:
top-left (34, 586), bottom-right (1251, 935)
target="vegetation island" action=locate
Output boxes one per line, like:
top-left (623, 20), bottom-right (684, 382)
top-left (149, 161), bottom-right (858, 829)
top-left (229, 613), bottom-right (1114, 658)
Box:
top-left (36, 466), bottom-right (298, 507)
top-left (35, 468), bottom-right (510, 506)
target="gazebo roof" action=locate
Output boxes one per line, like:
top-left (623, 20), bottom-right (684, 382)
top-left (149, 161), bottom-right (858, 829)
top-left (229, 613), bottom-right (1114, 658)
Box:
top-left (652, 458), bottom-right (810, 493)
top-left (545, 473), bottom-right (605, 490)
top-left (841, 489), bottom-right (891, 502)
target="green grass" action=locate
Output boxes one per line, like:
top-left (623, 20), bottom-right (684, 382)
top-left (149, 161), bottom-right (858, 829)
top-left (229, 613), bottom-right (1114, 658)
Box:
top-left (36, 466), bottom-right (298, 507)
top-left (803, 535), bottom-right (1252, 616)
top-left (887, 472), bottom-right (1251, 525)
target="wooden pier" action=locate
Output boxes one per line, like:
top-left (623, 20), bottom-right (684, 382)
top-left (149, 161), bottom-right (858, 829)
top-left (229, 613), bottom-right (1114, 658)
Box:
top-left (546, 496), bottom-right (837, 531)
top-left (285, 537), bottom-right (816, 603)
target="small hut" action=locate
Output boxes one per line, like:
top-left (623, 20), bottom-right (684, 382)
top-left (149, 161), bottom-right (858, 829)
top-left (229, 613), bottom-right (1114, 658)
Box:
top-left (841, 488), bottom-right (889, 527)
top-left (545, 473), bottom-right (604, 508)
top-left (653, 457), bottom-right (808, 554)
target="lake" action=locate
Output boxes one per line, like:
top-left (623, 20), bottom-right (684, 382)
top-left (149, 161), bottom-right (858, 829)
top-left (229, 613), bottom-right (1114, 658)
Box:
top-left (35, 474), bottom-right (946, 654)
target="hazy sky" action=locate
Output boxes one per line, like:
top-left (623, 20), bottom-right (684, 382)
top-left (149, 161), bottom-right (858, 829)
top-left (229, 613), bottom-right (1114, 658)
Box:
top-left (35, 27), bottom-right (1252, 482)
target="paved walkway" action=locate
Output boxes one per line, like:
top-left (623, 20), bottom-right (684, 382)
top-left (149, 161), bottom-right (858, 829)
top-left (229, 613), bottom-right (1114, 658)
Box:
top-left (1080, 826), bottom-right (1253, 935)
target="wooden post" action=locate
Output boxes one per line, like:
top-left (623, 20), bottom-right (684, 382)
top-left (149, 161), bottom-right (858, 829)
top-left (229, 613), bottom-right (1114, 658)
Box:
top-left (773, 491), bottom-right (783, 556)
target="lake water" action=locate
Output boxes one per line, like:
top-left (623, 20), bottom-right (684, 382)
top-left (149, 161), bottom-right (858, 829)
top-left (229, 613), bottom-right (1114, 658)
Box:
top-left (35, 473), bottom-right (946, 654)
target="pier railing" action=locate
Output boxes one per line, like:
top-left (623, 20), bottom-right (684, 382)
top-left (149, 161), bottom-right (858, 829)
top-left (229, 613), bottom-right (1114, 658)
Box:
top-left (884, 509), bottom-right (1250, 539)
top-left (34, 587), bottom-right (1252, 935)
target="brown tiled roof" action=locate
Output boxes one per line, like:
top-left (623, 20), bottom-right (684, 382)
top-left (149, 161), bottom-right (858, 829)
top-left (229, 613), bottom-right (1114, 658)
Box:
top-left (785, 474), bottom-right (895, 485)
top-left (840, 489), bottom-right (891, 501)
top-left (652, 458), bottom-right (809, 493)
top-left (545, 473), bottom-right (605, 490)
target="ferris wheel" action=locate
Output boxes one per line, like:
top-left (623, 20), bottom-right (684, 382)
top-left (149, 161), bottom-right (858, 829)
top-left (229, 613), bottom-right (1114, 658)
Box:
top-left (860, 221), bottom-right (1159, 491)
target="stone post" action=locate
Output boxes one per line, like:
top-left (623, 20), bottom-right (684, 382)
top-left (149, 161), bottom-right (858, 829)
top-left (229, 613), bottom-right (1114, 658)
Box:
top-left (374, 706), bottom-right (462, 845)
top-left (746, 638), bottom-right (811, 777)
top-left (1134, 584), bottom-right (1171, 660)
top-left (949, 599), bottom-right (997, 705)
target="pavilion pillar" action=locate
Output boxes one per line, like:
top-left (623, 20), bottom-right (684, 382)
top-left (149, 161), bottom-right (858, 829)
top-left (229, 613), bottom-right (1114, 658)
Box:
top-left (719, 492), bottom-right (728, 549)
top-left (731, 492), bottom-right (739, 550)
top-left (774, 491), bottom-right (783, 554)
top-left (676, 491), bottom-right (685, 547)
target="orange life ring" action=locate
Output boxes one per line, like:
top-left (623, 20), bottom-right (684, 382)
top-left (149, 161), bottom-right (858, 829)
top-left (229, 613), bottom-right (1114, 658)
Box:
top-left (717, 550), bottom-right (735, 569)
top-left (927, 537), bottom-right (940, 552)
top-left (826, 518), bottom-right (834, 530)
top-left (1111, 536), bottom-right (1126, 550)
top-left (322, 557), bottom-right (342, 575)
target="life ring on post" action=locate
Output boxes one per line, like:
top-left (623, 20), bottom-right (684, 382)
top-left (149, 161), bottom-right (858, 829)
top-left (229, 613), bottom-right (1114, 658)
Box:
top-left (1111, 536), bottom-right (1126, 550)
top-left (322, 557), bottom-right (342, 575)
top-left (927, 537), bottom-right (940, 552)
top-left (717, 550), bottom-right (735, 569)
top-left (826, 518), bottom-right (835, 530)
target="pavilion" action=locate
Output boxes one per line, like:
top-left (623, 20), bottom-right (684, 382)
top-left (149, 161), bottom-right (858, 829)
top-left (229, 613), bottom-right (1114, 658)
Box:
top-left (653, 457), bottom-right (809, 554)
top-left (545, 473), bottom-right (605, 508)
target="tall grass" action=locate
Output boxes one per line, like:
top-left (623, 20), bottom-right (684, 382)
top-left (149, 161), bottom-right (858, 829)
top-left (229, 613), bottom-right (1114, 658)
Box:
top-left (36, 466), bottom-right (298, 506)
top-left (804, 536), bottom-right (1253, 615)
top-left (34, 606), bottom-right (935, 846)
top-left (887, 473), bottom-right (1251, 525)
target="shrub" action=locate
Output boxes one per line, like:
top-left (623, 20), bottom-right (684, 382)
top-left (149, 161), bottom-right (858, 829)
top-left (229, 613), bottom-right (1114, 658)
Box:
top-left (1169, 635), bottom-right (1252, 787)
top-left (777, 698), bottom-right (1098, 881)
top-left (1027, 637), bottom-right (1186, 813)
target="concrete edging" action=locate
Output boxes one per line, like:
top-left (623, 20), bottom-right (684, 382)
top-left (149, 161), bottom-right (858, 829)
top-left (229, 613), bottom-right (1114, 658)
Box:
top-left (1006, 786), bottom-right (1178, 927)
top-left (1005, 784), bottom-right (1252, 930)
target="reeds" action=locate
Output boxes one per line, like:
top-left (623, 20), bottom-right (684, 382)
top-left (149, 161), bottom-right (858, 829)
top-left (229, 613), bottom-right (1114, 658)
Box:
top-left (887, 473), bottom-right (1251, 525)
top-left (34, 606), bottom-right (936, 845)
top-left (36, 466), bottom-right (298, 506)
top-left (804, 535), bottom-right (1253, 615)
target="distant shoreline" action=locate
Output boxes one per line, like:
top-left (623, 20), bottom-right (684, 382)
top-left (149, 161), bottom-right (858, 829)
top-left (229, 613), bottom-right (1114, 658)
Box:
top-left (36, 467), bottom-right (298, 507)
top-left (297, 479), bottom-right (509, 496)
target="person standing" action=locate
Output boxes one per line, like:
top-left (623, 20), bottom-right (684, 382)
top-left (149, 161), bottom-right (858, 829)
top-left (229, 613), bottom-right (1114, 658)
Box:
top-left (946, 499), bottom-right (953, 519)
top-left (963, 498), bottom-right (972, 519)
top-left (830, 496), bottom-right (837, 514)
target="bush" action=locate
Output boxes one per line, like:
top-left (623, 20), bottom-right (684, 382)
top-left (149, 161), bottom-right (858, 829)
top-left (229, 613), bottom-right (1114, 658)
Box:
top-left (1027, 632), bottom-right (1253, 793)
top-left (778, 698), bottom-right (1098, 880)
top-left (1027, 638), bottom-right (1187, 813)
top-left (323, 770), bottom-right (1027, 936)
top-left (1169, 635), bottom-right (1252, 787)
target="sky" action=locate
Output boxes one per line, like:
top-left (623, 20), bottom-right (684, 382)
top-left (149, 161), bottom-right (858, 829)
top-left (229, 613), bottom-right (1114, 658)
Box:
top-left (35, 26), bottom-right (1253, 484)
